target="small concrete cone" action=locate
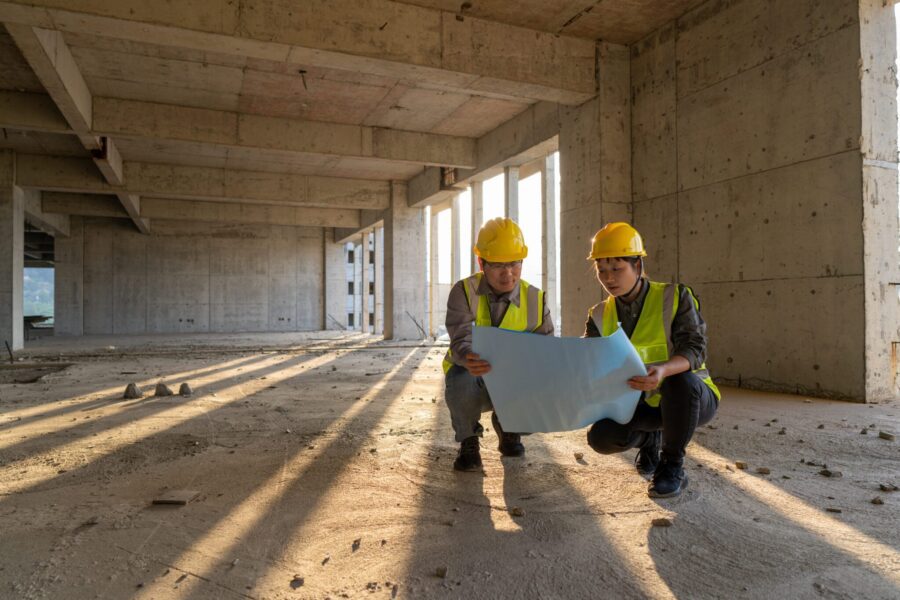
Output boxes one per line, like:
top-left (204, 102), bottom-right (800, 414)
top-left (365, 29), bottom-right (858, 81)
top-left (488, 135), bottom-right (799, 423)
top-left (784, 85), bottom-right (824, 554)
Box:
top-left (123, 383), bottom-right (142, 399)
top-left (179, 383), bottom-right (193, 397)
top-left (154, 383), bottom-right (174, 397)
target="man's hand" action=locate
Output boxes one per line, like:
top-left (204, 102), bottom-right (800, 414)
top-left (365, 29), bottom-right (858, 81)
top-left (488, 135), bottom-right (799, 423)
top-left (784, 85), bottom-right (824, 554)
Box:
top-left (464, 352), bottom-right (492, 376)
top-left (628, 365), bottom-right (665, 391)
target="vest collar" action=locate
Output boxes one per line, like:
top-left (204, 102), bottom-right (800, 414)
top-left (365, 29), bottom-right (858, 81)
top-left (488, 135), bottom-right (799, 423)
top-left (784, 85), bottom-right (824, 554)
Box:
top-left (476, 273), bottom-right (521, 307)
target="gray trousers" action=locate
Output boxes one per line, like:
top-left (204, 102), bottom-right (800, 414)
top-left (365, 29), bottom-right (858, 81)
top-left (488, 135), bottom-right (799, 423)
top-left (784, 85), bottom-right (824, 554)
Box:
top-left (444, 365), bottom-right (494, 443)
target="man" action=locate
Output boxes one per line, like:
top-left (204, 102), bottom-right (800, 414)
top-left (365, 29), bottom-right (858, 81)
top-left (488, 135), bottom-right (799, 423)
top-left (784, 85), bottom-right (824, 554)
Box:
top-left (442, 217), bottom-right (554, 472)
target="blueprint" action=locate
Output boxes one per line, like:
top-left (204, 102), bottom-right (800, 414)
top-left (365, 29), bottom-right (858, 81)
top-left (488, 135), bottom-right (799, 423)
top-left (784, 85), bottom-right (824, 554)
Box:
top-left (472, 326), bottom-right (647, 433)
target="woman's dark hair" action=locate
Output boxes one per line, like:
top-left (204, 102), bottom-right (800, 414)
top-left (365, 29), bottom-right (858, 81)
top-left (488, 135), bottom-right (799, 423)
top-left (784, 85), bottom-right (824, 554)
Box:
top-left (593, 256), bottom-right (644, 279)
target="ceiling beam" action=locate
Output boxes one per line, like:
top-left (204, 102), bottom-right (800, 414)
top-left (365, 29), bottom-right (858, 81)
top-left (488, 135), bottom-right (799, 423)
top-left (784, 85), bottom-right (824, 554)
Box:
top-left (0, 0), bottom-right (596, 105)
top-left (17, 154), bottom-right (391, 210)
top-left (3, 24), bottom-right (97, 148)
top-left (92, 97), bottom-right (477, 169)
top-left (409, 102), bottom-right (561, 207)
top-left (0, 91), bottom-right (70, 133)
top-left (5, 24), bottom-right (150, 233)
top-left (42, 192), bottom-right (360, 228)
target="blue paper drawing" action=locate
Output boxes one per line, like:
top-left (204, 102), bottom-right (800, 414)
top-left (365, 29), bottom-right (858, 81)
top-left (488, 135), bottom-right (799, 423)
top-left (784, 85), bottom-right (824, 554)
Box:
top-left (472, 326), bottom-right (647, 433)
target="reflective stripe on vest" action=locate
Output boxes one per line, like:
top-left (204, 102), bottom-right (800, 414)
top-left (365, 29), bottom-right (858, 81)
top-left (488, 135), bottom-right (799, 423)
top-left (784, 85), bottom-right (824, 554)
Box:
top-left (589, 281), bottom-right (721, 407)
top-left (443, 273), bottom-right (544, 374)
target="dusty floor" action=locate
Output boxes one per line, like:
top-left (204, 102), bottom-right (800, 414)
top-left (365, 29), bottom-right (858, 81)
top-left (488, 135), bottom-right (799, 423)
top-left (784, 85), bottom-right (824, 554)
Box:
top-left (0, 332), bottom-right (898, 600)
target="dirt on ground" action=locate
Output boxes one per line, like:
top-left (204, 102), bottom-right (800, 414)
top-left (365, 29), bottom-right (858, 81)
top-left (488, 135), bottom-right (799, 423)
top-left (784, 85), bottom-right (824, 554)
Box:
top-left (0, 332), bottom-right (898, 599)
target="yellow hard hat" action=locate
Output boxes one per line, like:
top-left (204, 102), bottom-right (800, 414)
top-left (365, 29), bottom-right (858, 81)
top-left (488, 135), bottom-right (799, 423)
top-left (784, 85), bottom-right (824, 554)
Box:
top-left (474, 217), bottom-right (528, 262)
top-left (587, 222), bottom-right (647, 260)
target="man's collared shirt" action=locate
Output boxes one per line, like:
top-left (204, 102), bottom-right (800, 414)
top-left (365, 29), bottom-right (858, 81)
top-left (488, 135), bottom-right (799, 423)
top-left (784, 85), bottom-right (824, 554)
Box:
top-left (446, 276), bottom-right (554, 367)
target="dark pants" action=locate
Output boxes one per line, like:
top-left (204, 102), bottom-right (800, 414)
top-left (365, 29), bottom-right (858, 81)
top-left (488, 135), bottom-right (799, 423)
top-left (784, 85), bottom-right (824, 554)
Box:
top-left (444, 365), bottom-right (494, 443)
top-left (587, 371), bottom-right (718, 462)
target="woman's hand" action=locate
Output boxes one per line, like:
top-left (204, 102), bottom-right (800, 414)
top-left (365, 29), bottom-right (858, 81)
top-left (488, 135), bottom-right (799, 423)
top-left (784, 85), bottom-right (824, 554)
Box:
top-left (628, 365), bottom-right (665, 391)
top-left (464, 352), bottom-right (492, 376)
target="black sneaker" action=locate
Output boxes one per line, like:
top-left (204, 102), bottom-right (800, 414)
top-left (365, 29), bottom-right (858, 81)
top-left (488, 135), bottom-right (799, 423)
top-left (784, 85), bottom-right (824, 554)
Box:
top-left (648, 457), bottom-right (688, 498)
top-left (492, 412), bottom-right (525, 457)
top-left (453, 436), bottom-right (483, 472)
top-left (635, 431), bottom-right (661, 480)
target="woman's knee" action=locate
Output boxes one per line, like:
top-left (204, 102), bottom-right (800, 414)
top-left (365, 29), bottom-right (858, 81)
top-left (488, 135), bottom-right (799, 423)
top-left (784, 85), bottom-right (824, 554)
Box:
top-left (587, 419), bottom-right (629, 454)
top-left (660, 371), bottom-right (702, 405)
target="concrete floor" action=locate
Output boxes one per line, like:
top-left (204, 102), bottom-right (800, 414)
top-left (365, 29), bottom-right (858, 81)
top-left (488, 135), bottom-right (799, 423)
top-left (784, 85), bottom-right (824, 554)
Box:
top-left (1, 333), bottom-right (898, 599)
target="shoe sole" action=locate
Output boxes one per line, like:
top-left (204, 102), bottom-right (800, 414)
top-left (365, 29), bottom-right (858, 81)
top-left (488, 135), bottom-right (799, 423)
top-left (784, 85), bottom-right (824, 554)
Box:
top-left (453, 462), bottom-right (483, 472)
top-left (648, 473), bottom-right (689, 498)
top-left (498, 448), bottom-right (525, 458)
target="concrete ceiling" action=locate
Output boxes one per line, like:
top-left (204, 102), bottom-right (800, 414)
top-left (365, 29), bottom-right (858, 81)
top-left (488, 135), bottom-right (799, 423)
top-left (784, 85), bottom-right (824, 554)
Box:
top-left (0, 0), bottom-right (705, 233)
top-left (395, 0), bottom-right (706, 43)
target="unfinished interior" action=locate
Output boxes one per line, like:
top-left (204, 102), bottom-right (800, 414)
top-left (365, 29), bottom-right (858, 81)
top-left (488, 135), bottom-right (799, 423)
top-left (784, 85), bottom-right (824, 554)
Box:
top-left (0, 0), bottom-right (898, 598)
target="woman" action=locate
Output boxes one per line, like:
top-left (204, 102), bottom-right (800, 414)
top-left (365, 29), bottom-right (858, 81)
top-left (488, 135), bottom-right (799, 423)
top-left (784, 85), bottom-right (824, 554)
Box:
top-left (583, 223), bottom-right (720, 498)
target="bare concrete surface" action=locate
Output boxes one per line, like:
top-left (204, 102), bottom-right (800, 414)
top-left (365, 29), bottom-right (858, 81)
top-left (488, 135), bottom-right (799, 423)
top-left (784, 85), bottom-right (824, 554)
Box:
top-left (1, 333), bottom-right (898, 599)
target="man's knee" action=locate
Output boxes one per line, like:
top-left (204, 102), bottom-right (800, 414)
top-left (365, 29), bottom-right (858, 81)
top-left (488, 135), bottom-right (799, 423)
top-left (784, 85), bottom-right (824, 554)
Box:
top-left (587, 419), bottom-right (629, 454)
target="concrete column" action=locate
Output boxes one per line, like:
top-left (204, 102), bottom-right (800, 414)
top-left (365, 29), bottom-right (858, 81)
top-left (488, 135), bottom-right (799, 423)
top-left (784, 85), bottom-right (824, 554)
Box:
top-left (860, 0), bottom-right (900, 401)
top-left (0, 151), bottom-right (24, 350)
top-left (323, 229), bottom-right (348, 330)
top-left (541, 154), bottom-right (559, 328)
top-left (383, 181), bottom-right (426, 340)
top-left (54, 215), bottom-right (84, 336)
top-left (451, 193), bottom-right (462, 283)
top-left (504, 166), bottom-right (519, 222)
top-left (360, 231), bottom-right (370, 333)
top-left (353, 240), bottom-right (362, 330)
top-left (470, 181), bottom-right (483, 273)
top-left (373, 225), bottom-right (384, 336)
top-left (429, 207), bottom-right (440, 336)
top-left (559, 43), bottom-right (631, 336)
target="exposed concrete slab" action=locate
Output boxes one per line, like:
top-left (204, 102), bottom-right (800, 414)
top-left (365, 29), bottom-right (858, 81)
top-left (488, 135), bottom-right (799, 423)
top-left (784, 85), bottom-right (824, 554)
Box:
top-left (383, 181), bottom-right (426, 339)
top-left (0, 150), bottom-right (24, 350)
top-left (0, 0), bottom-right (596, 104)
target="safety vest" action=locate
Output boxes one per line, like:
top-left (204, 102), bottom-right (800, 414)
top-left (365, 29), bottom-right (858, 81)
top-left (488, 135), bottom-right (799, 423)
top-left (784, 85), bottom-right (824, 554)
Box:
top-left (443, 273), bottom-right (544, 374)
top-left (588, 281), bottom-right (721, 407)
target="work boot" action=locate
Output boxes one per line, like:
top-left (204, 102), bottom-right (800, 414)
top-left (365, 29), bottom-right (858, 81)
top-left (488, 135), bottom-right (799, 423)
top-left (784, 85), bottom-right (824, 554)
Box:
top-left (492, 412), bottom-right (525, 457)
top-left (648, 457), bottom-right (688, 498)
top-left (634, 430), bottom-right (661, 480)
top-left (453, 436), bottom-right (482, 472)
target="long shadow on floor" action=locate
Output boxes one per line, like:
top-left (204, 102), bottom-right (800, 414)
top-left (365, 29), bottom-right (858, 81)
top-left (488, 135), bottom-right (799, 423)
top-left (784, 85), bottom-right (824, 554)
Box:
top-left (110, 346), bottom-right (433, 600)
top-left (0, 341), bottom-right (370, 502)
top-left (400, 409), bottom-right (657, 600)
top-left (0, 352), bottom-right (267, 434)
top-left (644, 441), bottom-right (900, 599)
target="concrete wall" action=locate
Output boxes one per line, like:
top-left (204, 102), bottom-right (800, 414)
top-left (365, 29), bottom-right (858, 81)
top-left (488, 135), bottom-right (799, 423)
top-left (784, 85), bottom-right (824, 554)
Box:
top-left (56, 217), bottom-right (325, 335)
top-left (630, 0), bottom-right (872, 399)
top-left (559, 43), bottom-right (632, 335)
